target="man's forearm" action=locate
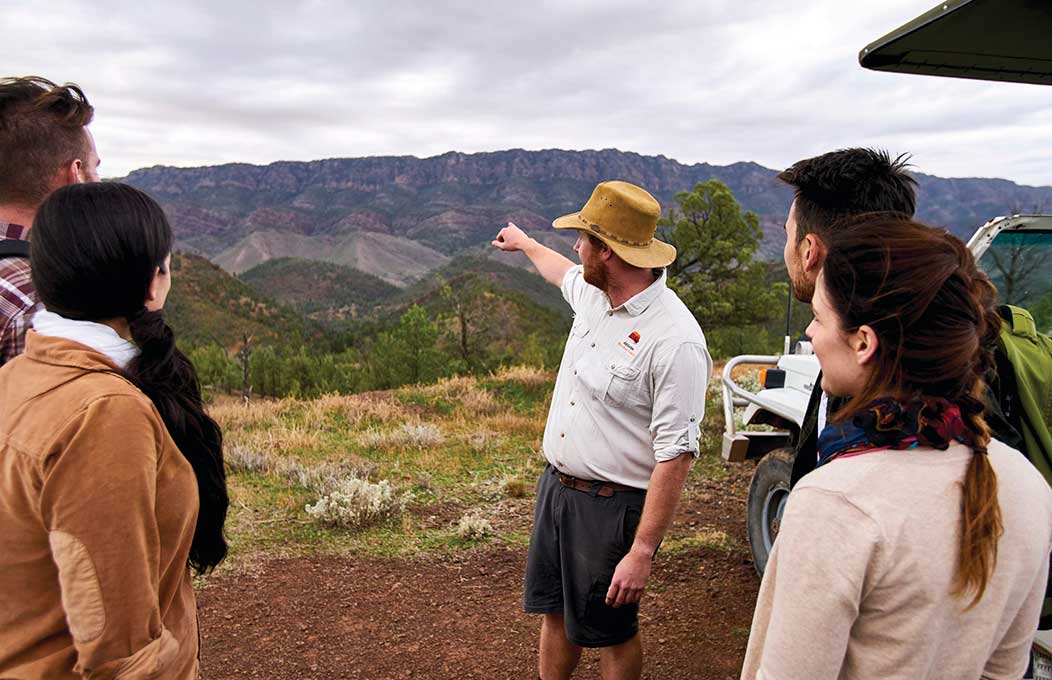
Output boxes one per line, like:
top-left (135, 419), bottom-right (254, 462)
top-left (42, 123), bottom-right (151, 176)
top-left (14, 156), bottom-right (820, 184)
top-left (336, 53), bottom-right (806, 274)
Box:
top-left (631, 454), bottom-right (693, 556)
top-left (521, 238), bottom-right (574, 287)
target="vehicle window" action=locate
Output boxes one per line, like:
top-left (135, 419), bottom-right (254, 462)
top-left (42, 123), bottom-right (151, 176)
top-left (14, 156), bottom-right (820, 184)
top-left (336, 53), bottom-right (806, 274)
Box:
top-left (977, 230), bottom-right (1052, 333)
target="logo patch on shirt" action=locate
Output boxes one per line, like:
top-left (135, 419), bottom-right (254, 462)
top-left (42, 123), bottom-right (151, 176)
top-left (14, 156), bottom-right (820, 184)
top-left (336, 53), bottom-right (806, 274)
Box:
top-left (617, 331), bottom-right (642, 357)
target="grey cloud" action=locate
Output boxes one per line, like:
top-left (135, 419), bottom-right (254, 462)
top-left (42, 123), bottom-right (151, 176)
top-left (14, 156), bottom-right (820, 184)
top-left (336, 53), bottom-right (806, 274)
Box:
top-left (2, 0), bottom-right (1049, 186)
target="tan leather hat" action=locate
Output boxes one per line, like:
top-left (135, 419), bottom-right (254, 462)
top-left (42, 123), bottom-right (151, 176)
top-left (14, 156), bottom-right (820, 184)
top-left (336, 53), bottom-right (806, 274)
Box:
top-left (552, 180), bottom-right (676, 268)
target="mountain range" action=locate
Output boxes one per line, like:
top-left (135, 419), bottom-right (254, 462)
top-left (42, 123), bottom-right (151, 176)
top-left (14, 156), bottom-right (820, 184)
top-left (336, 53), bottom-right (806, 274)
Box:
top-left (122, 148), bottom-right (1052, 288)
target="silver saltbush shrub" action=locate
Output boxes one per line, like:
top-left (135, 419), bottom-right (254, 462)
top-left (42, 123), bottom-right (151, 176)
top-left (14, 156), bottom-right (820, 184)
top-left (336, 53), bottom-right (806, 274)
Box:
top-left (455, 510), bottom-right (494, 540)
top-left (305, 477), bottom-right (408, 529)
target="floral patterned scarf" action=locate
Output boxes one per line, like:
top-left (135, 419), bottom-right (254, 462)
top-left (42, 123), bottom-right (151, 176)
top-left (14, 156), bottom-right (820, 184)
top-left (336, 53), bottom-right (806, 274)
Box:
top-left (816, 396), bottom-right (973, 467)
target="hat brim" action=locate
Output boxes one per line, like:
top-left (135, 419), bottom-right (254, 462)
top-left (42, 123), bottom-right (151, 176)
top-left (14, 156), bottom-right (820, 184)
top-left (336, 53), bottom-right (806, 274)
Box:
top-left (553, 212), bottom-right (677, 269)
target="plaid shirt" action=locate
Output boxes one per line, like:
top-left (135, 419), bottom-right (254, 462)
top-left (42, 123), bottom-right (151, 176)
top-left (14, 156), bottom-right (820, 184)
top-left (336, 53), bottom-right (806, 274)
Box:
top-left (0, 222), bottom-right (39, 366)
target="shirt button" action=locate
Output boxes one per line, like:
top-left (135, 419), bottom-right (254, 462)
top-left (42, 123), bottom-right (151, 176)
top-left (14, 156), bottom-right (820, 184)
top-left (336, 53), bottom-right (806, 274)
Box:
top-left (607, 311), bottom-right (613, 316)
top-left (590, 342), bottom-right (596, 348)
top-left (560, 433), bottom-right (565, 438)
top-left (570, 401), bottom-right (575, 406)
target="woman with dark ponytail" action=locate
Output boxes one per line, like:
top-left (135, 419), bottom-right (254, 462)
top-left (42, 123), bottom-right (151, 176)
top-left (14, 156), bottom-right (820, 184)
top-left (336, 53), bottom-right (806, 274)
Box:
top-left (741, 216), bottom-right (1052, 679)
top-left (0, 182), bottom-right (227, 678)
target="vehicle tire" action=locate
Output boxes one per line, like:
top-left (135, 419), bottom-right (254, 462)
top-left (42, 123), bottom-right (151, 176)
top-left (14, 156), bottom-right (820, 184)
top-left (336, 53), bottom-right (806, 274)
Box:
top-left (746, 447), bottom-right (794, 577)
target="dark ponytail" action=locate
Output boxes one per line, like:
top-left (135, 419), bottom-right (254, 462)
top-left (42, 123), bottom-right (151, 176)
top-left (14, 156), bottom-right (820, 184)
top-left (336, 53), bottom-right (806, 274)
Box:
top-left (126, 309), bottom-right (228, 573)
top-left (31, 182), bottom-right (228, 574)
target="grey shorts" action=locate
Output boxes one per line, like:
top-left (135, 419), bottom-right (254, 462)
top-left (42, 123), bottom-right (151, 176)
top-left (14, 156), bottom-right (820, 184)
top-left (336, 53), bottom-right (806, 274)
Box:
top-left (523, 464), bottom-right (646, 648)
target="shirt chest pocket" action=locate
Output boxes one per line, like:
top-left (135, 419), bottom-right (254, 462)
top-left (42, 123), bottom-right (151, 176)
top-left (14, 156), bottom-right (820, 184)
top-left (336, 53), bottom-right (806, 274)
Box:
top-left (576, 357), bottom-right (639, 404)
top-left (604, 363), bottom-right (641, 406)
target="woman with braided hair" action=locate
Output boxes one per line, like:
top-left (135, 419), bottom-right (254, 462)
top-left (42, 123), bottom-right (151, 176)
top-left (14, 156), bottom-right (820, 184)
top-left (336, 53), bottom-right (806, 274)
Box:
top-left (0, 182), bottom-right (227, 678)
top-left (741, 216), bottom-right (1052, 679)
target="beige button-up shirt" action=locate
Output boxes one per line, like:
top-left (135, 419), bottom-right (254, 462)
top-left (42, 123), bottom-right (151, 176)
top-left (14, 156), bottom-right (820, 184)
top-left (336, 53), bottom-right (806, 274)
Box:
top-left (542, 265), bottom-right (712, 490)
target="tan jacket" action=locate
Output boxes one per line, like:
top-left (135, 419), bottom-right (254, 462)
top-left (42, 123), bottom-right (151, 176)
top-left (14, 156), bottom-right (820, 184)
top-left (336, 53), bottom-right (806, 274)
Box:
top-left (0, 332), bottom-right (200, 679)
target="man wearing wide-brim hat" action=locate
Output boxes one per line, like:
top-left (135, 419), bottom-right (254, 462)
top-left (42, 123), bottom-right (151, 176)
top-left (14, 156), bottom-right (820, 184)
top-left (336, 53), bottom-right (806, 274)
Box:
top-left (493, 180), bottom-right (712, 679)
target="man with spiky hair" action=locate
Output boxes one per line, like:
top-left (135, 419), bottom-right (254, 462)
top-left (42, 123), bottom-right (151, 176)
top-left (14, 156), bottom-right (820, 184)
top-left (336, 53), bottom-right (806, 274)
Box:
top-left (778, 147), bottom-right (1022, 487)
top-left (0, 76), bottom-right (99, 366)
top-left (780, 148), bottom-right (917, 304)
top-left (778, 148), bottom-right (919, 486)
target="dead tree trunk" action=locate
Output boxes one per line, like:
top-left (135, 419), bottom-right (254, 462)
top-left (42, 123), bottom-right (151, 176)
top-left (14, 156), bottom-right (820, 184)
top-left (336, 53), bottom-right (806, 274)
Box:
top-left (239, 334), bottom-right (252, 405)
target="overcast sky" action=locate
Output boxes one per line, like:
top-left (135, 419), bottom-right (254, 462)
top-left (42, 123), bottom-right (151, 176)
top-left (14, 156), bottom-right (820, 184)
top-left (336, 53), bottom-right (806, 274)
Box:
top-left (4, 0), bottom-right (1050, 185)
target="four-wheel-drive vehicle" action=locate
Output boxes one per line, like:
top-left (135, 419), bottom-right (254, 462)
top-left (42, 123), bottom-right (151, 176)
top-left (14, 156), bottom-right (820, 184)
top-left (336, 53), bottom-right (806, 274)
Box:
top-left (723, 214), bottom-right (1052, 573)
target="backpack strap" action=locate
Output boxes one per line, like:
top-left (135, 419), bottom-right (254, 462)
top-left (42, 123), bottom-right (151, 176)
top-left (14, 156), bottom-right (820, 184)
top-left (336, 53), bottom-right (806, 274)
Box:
top-left (1003, 304), bottom-right (1039, 342)
top-left (0, 239), bottom-right (30, 259)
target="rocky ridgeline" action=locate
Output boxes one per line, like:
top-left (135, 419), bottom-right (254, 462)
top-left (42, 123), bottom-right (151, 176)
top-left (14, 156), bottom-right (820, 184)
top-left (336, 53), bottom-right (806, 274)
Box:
top-left (121, 148), bottom-right (1052, 279)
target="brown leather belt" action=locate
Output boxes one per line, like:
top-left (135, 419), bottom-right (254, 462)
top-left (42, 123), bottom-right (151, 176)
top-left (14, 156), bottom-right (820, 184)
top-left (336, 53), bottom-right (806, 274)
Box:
top-left (557, 472), bottom-right (641, 497)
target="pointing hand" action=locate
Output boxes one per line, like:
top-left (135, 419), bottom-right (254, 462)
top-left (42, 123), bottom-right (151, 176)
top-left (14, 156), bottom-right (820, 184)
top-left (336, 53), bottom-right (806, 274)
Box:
top-left (491, 222), bottom-right (533, 253)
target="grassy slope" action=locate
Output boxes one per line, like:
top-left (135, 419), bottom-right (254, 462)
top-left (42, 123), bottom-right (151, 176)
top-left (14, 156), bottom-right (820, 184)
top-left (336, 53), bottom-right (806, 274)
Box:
top-left (166, 253), bottom-right (324, 349)
top-left (208, 365), bottom-right (735, 570)
top-left (214, 367), bottom-right (556, 561)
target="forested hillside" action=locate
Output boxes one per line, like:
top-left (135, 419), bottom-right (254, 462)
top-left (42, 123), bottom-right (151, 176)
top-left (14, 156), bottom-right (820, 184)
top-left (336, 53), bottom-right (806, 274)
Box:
top-left (239, 258), bottom-right (401, 321)
top-left (165, 253), bottom-right (322, 348)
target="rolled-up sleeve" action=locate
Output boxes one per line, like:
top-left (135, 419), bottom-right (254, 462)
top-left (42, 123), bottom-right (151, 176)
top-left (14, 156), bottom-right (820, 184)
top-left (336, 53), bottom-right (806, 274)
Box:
top-left (649, 341), bottom-right (712, 461)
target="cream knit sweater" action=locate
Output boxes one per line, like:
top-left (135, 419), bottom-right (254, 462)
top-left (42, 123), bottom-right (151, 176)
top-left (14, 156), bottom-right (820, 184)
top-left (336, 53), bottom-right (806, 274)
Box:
top-left (742, 439), bottom-right (1052, 680)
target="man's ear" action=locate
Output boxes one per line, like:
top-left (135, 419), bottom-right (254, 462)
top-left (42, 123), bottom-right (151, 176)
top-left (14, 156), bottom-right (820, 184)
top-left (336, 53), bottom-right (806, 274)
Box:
top-left (60, 158), bottom-right (86, 186)
top-left (801, 234), bottom-right (826, 274)
top-left (852, 324), bottom-right (879, 366)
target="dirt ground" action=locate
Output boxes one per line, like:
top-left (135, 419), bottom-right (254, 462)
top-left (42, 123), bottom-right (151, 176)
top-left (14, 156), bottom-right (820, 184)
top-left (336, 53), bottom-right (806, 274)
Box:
top-left (198, 466), bottom-right (759, 680)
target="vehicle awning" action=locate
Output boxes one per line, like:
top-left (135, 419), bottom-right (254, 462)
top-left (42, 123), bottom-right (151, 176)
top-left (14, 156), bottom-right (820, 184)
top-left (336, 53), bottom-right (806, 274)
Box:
top-left (859, 0), bottom-right (1052, 85)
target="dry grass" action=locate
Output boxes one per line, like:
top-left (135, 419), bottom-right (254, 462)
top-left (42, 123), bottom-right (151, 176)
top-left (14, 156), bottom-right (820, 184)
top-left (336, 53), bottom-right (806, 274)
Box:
top-left (212, 392), bottom-right (409, 435)
top-left (225, 444), bottom-right (271, 475)
top-left (501, 476), bottom-right (531, 499)
top-left (340, 394), bottom-right (407, 426)
top-left (462, 429), bottom-right (506, 453)
top-left (414, 377), bottom-right (501, 417)
top-left (224, 442), bottom-right (373, 491)
top-left (663, 527), bottom-right (743, 556)
top-left (359, 422), bottom-right (446, 449)
top-left (493, 364), bottom-right (550, 386)
top-left (235, 424), bottom-right (325, 457)
top-left (474, 413), bottom-right (540, 438)
top-left (210, 397), bottom-right (296, 430)
top-left (204, 365), bottom-right (751, 570)
top-left (459, 387), bottom-right (500, 416)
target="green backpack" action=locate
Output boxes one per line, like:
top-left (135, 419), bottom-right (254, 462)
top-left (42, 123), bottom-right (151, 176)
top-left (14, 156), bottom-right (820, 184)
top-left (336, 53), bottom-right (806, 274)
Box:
top-left (994, 305), bottom-right (1052, 629)
top-left (995, 305), bottom-right (1052, 483)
